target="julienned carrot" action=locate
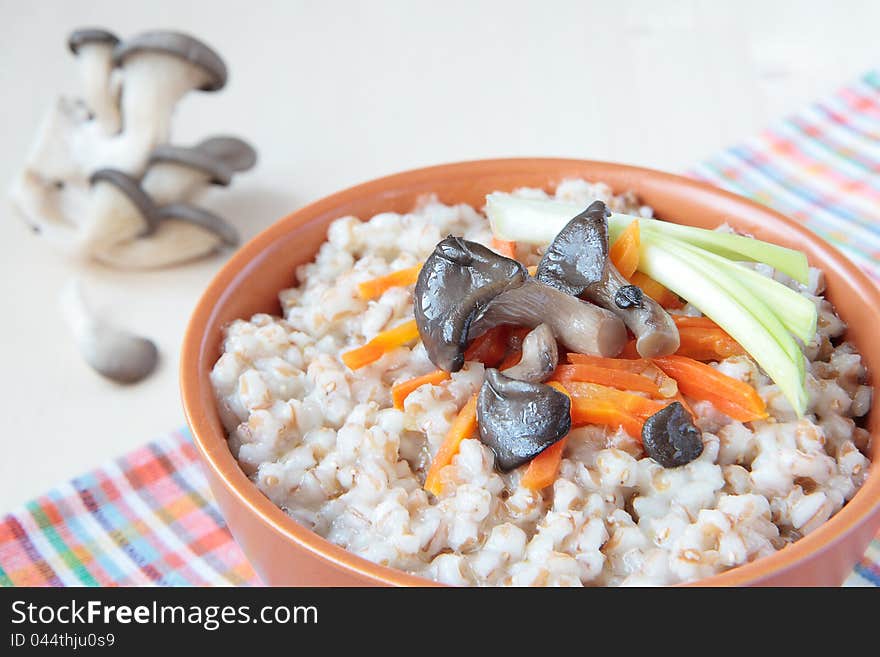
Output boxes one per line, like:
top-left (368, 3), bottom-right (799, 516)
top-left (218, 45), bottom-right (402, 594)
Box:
top-left (341, 320), bottom-right (420, 370)
top-left (565, 353), bottom-right (678, 397)
top-left (563, 381), bottom-right (669, 419)
top-left (570, 400), bottom-right (644, 438)
top-left (521, 438), bottom-right (567, 490)
top-left (464, 326), bottom-right (510, 367)
top-left (652, 355), bottom-right (768, 422)
top-left (630, 271), bottom-right (683, 309)
top-left (618, 340), bottom-right (641, 359)
top-left (676, 327), bottom-right (746, 361)
top-left (670, 314), bottom-right (745, 361)
top-left (357, 265), bottom-right (421, 300)
top-left (610, 220), bottom-right (640, 279)
top-left (671, 315), bottom-right (720, 330)
top-left (491, 237), bottom-right (517, 259)
top-left (552, 363), bottom-right (663, 397)
top-left (391, 370), bottom-right (451, 410)
top-left (520, 382), bottom-right (571, 490)
top-left (424, 394), bottom-right (479, 495)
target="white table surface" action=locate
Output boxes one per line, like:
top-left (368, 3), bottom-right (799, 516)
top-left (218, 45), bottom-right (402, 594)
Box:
top-left (1, 0), bottom-right (878, 510)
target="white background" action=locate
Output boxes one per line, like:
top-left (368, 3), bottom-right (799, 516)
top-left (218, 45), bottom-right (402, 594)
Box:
top-left (1, 0), bottom-right (877, 509)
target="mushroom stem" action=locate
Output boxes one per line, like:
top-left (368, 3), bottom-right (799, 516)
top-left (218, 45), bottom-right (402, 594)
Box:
top-left (502, 323), bottom-right (558, 383)
top-left (68, 29), bottom-right (121, 135)
top-left (536, 199), bottom-right (679, 359)
top-left (59, 280), bottom-right (159, 384)
top-left (99, 32), bottom-right (228, 172)
top-left (75, 42), bottom-right (121, 134)
top-left (584, 263), bottom-right (680, 358)
top-left (470, 279), bottom-right (627, 358)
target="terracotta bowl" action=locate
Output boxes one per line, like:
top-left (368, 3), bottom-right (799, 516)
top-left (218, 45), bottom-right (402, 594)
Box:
top-left (181, 159), bottom-right (880, 586)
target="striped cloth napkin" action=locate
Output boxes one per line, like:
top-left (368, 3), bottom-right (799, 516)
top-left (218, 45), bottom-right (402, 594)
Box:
top-left (2, 71), bottom-right (879, 588)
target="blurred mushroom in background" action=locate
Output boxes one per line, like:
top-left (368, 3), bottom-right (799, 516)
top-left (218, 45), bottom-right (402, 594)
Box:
top-left (10, 27), bottom-right (258, 384)
top-left (9, 27), bottom-right (257, 269)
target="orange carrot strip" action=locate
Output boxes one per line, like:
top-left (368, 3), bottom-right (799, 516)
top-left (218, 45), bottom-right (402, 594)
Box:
top-left (609, 220), bottom-right (640, 279)
top-left (570, 399), bottom-right (645, 438)
top-left (527, 265), bottom-right (538, 276)
top-left (520, 382), bottom-right (572, 490)
top-left (565, 354), bottom-right (678, 397)
top-left (652, 355), bottom-right (768, 422)
top-left (671, 315), bottom-right (720, 330)
top-left (357, 265), bottom-right (421, 300)
top-left (618, 340), bottom-right (641, 359)
top-left (424, 394), bottom-right (479, 495)
top-left (567, 352), bottom-right (651, 371)
top-left (391, 370), bottom-right (451, 410)
top-left (676, 327), bottom-right (746, 361)
top-left (341, 320), bottom-right (420, 370)
top-left (464, 326), bottom-right (510, 367)
top-left (552, 363), bottom-right (663, 397)
top-left (521, 438), bottom-right (567, 490)
top-left (491, 237), bottom-right (517, 259)
top-left (562, 381), bottom-right (669, 419)
top-left (630, 271), bottom-right (683, 309)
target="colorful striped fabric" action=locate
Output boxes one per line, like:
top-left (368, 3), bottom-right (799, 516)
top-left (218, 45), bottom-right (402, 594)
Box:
top-left (0, 430), bottom-right (259, 586)
top-left (2, 71), bottom-right (879, 588)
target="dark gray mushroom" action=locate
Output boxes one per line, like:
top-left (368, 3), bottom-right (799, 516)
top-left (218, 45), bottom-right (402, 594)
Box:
top-left (67, 28), bottom-right (122, 133)
top-left (641, 402), bottom-right (703, 468)
top-left (468, 278), bottom-right (627, 358)
top-left (60, 281), bottom-right (159, 384)
top-left (414, 236), bottom-right (527, 372)
top-left (535, 200), bottom-right (609, 295)
top-left (537, 200), bottom-right (679, 358)
top-left (476, 369), bottom-right (571, 471)
top-left (501, 323), bottom-right (558, 383)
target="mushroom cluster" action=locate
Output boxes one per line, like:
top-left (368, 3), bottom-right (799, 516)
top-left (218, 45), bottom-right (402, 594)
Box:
top-left (414, 201), bottom-right (695, 472)
top-left (10, 28), bottom-right (257, 269)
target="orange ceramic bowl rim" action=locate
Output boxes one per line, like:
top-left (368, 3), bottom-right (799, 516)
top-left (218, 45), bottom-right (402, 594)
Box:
top-left (181, 158), bottom-right (880, 586)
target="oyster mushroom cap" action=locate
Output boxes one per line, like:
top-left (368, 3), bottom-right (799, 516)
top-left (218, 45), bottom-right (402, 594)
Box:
top-left (154, 203), bottom-right (239, 246)
top-left (79, 169), bottom-right (157, 254)
top-left (537, 200), bottom-right (679, 358)
top-left (469, 278), bottom-right (627, 358)
top-left (641, 402), bottom-right (703, 468)
top-left (195, 136), bottom-right (258, 172)
top-left (414, 235), bottom-right (527, 372)
top-left (502, 323), bottom-right (558, 383)
top-left (536, 200), bottom-right (609, 296)
top-left (142, 137), bottom-right (257, 205)
top-left (60, 281), bottom-right (159, 384)
top-left (477, 368), bottom-right (571, 471)
top-left (148, 144), bottom-right (233, 185)
top-left (113, 31), bottom-right (227, 91)
top-left (68, 28), bottom-right (120, 54)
